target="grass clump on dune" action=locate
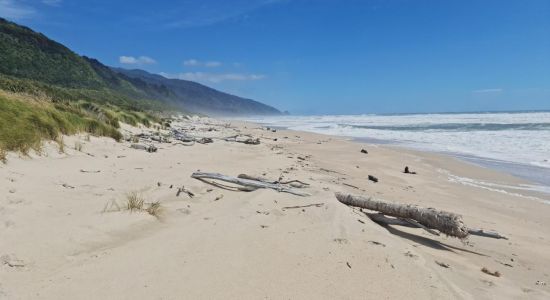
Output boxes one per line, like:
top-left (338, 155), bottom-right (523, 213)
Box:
top-left (125, 191), bottom-right (163, 219)
top-left (126, 191), bottom-right (145, 211)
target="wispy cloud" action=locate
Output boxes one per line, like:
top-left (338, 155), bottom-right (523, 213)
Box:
top-left (0, 0), bottom-right (36, 20)
top-left (122, 0), bottom-right (290, 29)
top-left (183, 59), bottom-right (222, 68)
top-left (42, 0), bottom-right (62, 6)
top-left (119, 56), bottom-right (157, 65)
top-left (473, 88), bottom-right (503, 93)
top-left (160, 72), bottom-right (266, 83)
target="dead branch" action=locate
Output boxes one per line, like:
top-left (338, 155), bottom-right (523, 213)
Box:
top-left (237, 174), bottom-right (310, 188)
top-left (282, 203), bottom-right (324, 210)
top-left (191, 172), bottom-right (310, 196)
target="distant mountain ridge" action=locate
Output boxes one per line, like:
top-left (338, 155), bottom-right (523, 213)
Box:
top-left (0, 17), bottom-right (281, 116)
top-left (112, 68), bottom-right (281, 116)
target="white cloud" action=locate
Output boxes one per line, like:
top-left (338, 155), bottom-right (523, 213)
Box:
top-left (473, 88), bottom-right (503, 93)
top-left (205, 61), bottom-right (222, 67)
top-left (160, 72), bottom-right (266, 83)
top-left (183, 59), bottom-right (200, 66)
top-left (184, 59), bottom-right (222, 68)
top-left (119, 55), bottom-right (156, 65)
top-left (0, 0), bottom-right (36, 20)
top-left (42, 0), bottom-right (62, 6)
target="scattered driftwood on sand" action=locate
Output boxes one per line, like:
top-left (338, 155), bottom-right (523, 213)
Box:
top-left (337, 193), bottom-right (508, 240)
top-left (191, 172), bottom-right (311, 196)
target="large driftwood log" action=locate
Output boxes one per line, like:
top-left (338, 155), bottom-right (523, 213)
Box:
top-left (191, 172), bottom-right (310, 196)
top-left (335, 192), bottom-right (469, 238)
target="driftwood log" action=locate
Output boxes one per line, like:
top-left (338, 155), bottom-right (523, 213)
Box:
top-left (191, 172), bottom-right (310, 196)
top-left (335, 192), bottom-right (469, 238)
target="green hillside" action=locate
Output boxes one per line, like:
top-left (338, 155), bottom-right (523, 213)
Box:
top-left (0, 17), bottom-right (164, 160)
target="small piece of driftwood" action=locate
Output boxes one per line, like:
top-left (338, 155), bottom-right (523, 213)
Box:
top-left (196, 137), bottom-right (213, 144)
top-left (224, 135), bottom-right (260, 145)
top-left (176, 186), bottom-right (195, 198)
top-left (335, 192), bottom-right (469, 238)
top-left (191, 172), bottom-right (310, 196)
top-left (131, 144), bottom-right (157, 153)
top-left (282, 203), bottom-right (324, 210)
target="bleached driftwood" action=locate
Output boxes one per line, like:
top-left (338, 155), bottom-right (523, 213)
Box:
top-left (282, 203), bottom-right (324, 210)
top-left (131, 144), bottom-right (157, 153)
top-left (224, 135), bottom-right (260, 145)
top-left (335, 192), bottom-right (469, 238)
top-left (191, 172), bottom-right (310, 196)
top-left (237, 174), bottom-right (310, 188)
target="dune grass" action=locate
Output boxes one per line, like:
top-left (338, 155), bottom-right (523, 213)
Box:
top-left (0, 90), bottom-right (159, 161)
top-left (125, 192), bottom-right (145, 211)
top-left (125, 192), bottom-right (163, 219)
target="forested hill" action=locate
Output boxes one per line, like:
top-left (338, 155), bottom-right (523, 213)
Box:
top-left (112, 68), bottom-right (281, 116)
top-left (0, 17), bottom-right (281, 116)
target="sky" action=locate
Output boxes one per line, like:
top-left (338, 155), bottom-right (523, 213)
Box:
top-left (1, 0), bottom-right (549, 114)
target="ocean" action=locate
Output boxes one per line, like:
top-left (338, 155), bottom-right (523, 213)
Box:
top-left (242, 111), bottom-right (550, 195)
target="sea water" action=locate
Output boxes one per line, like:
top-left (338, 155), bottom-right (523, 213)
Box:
top-left (242, 112), bottom-right (550, 194)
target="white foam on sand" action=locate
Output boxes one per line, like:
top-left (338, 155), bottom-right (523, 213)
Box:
top-left (437, 169), bottom-right (550, 205)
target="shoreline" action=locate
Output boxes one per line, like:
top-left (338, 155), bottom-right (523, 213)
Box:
top-left (1, 117), bottom-right (549, 299)
top-left (254, 123), bottom-right (550, 199)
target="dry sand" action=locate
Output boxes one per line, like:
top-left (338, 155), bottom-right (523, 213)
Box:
top-left (1, 117), bottom-right (549, 299)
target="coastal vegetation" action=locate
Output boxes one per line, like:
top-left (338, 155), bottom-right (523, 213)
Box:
top-left (0, 17), bottom-right (280, 161)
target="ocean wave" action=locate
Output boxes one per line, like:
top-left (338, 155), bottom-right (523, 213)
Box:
top-left (239, 112), bottom-right (550, 184)
top-left (341, 122), bottom-right (550, 132)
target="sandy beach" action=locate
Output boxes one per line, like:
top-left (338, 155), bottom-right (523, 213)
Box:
top-left (1, 117), bottom-right (549, 299)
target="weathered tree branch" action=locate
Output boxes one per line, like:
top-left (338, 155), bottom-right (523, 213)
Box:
top-left (191, 172), bottom-right (310, 196)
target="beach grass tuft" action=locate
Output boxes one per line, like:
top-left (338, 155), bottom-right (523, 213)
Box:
top-left (126, 191), bottom-right (145, 211)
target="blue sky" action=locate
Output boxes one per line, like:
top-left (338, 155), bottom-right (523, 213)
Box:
top-left (1, 0), bottom-right (549, 114)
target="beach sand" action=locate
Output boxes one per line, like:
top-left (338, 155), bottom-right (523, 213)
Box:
top-left (1, 117), bottom-right (549, 299)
